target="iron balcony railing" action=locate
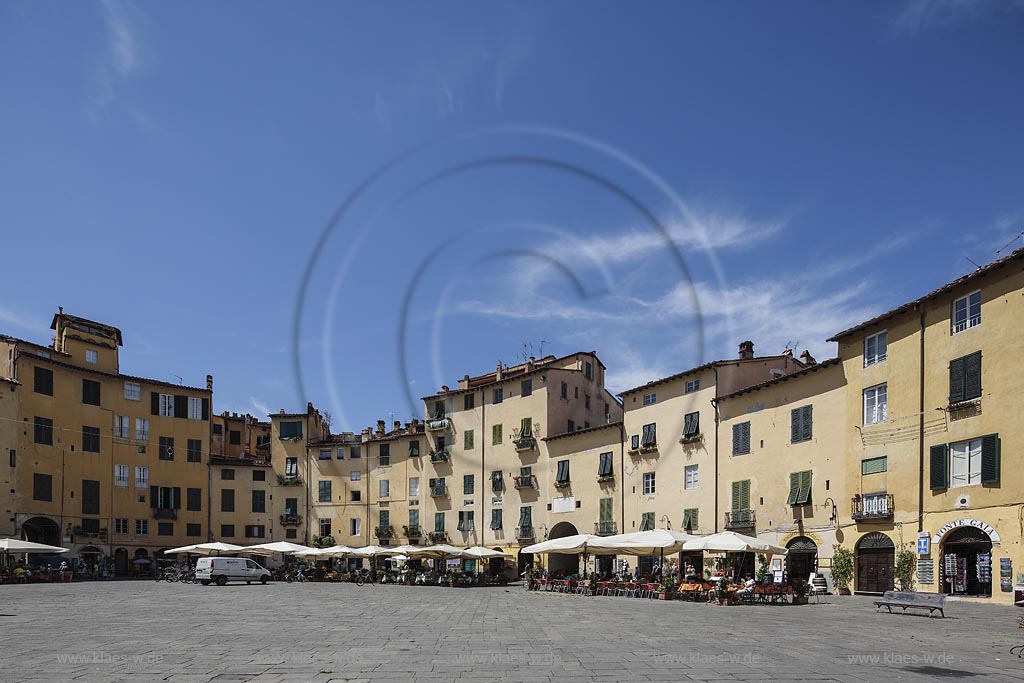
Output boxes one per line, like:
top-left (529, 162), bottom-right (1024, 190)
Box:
top-left (153, 508), bottom-right (177, 520)
top-left (404, 524), bottom-right (421, 537)
top-left (428, 531), bottom-right (448, 543)
top-left (594, 521), bottom-right (617, 536)
top-left (429, 485), bottom-right (449, 497)
top-left (513, 475), bottom-right (537, 489)
top-left (374, 525), bottom-right (395, 538)
top-left (426, 418), bottom-right (451, 432)
top-left (852, 493), bottom-right (894, 521)
top-left (515, 526), bottom-right (535, 541)
top-left (429, 448), bottom-right (451, 463)
top-left (514, 436), bottom-right (537, 452)
top-left (724, 509), bottom-right (755, 529)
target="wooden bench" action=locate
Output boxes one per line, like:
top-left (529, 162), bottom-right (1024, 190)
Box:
top-left (874, 590), bottom-right (946, 618)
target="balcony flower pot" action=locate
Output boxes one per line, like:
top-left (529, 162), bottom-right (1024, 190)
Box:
top-left (679, 433), bottom-right (703, 445)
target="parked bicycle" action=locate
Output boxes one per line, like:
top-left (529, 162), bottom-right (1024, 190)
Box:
top-left (285, 567), bottom-right (307, 583)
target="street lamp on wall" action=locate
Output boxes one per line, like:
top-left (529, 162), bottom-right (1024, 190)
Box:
top-left (823, 498), bottom-right (837, 527)
top-left (539, 523), bottom-right (549, 540)
top-left (659, 515), bottom-right (672, 530)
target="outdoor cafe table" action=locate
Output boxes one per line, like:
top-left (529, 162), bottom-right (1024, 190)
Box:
top-left (754, 584), bottom-right (794, 604)
top-left (678, 582), bottom-right (712, 601)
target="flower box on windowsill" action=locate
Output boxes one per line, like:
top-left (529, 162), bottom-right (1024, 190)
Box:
top-left (627, 448), bottom-right (641, 456)
top-left (679, 433), bottom-right (703, 445)
top-left (945, 398), bottom-right (981, 413)
top-left (277, 475), bottom-right (303, 486)
top-left (639, 444), bottom-right (658, 453)
top-left (554, 480), bottom-right (571, 489)
top-left (597, 475), bottom-right (615, 483)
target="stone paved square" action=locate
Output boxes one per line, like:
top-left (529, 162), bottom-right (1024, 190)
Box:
top-left (2, 581), bottom-right (1023, 682)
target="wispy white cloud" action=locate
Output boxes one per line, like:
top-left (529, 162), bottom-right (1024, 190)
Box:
top-left (249, 396), bottom-right (271, 417)
top-left (91, 0), bottom-right (141, 112)
top-left (889, 0), bottom-right (1024, 36)
top-left (0, 306), bottom-right (42, 332)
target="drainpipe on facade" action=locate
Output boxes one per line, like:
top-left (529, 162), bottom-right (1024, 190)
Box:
top-left (619, 421), bottom-right (625, 538)
top-left (918, 305), bottom-right (926, 533)
top-left (480, 392), bottom-right (485, 550)
top-left (712, 366), bottom-right (720, 533)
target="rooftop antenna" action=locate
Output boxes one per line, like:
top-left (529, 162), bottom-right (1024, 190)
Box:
top-left (995, 228), bottom-right (1024, 255)
top-left (173, 374), bottom-right (183, 384)
top-left (538, 339), bottom-right (550, 356)
top-left (965, 257), bottom-right (982, 270)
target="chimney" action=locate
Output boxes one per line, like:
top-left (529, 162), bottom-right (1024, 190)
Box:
top-left (739, 340), bottom-right (755, 360)
top-left (800, 350), bottom-right (817, 366)
top-left (376, 420), bottom-right (385, 436)
top-left (393, 420), bottom-right (401, 432)
top-left (307, 401), bottom-right (314, 413)
top-left (361, 427), bottom-right (372, 441)
top-left (495, 362), bottom-right (503, 381)
top-left (206, 374), bottom-right (213, 391)
top-left (527, 356), bottom-right (535, 371)
top-left (279, 409), bottom-right (285, 414)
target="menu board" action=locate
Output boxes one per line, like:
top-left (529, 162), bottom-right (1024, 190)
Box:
top-left (1000, 557), bottom-right (1013, 592)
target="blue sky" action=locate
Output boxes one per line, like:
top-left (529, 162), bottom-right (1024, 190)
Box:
top-left (2, 1), bottom-right (1022, 431)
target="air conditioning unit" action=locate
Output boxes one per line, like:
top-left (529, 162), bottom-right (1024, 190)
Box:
top-left (955, 494), bottom-right (970, 509)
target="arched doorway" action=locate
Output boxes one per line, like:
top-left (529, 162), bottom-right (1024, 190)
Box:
top-left (786, 537), bottom-right (818, 584)
top-left (20, 516), bottom-right (61, 547)
top-left (517, 550), bottom-right (534, 576)
top-left (80, 546), bottom-right (103, 578)
top-left (856, 532), bottom-right (894, 593)
top-left (114, 548), bottom-right (129, 576)
top-left (547, 522), bottom-right (579, 576)
top-left (133, 548), bottom-right (151, 576)
top-left (941, 527), bottom-right (993, 597)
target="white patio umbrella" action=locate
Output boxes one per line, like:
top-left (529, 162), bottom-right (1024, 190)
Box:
top-left (378, 544), bottom-right (421, 556)
top-left (319, 545), bottom-right (356, 559)
top-left (165, 542), bottom-right (243, 556)
top-left (461, 546), bottom-right (509, 559)
top-left (293, 547), bottom-right (331, 557)
top-left (0, 538), bottom-right (68, 554)
top-left (591, 529), bottom-right (699, 555)
top-left (521, 534), bottom-right (601, 555)
top-left (348, 545), bottom-right (392, 558)
top-left (241, 541), bottom-right (313, 556)
top-left (682, 531), bottom-right (788, 555)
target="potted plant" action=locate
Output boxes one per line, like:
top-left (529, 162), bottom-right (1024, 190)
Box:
top-left (658, 576), bottom-right (675, 600)
top-left (895, 548), bottom-right (917, 591)
top-left (792, 579), bottom-right (809, 605)
top-left (588, 572), bottom-right (599, 596)
top-left (716, 577), bottom-right (732, 605)
top-left (830, 544), bottom-right (854, 595)
top-left (755, 554), bottom-right (768, 583)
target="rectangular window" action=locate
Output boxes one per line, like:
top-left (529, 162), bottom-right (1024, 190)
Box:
top-left (114, 464), bottom-right (129, 487)
top-left (556, 459), bottom-right (570, 485)
top-left (351, 518), bottom-right (361, 536)
top-left (319, 449), bottom-right (331, 460)
top-left (85, 349), bottom-right (98, 364)
top-left (521, 379), bottom-right (533, 397)
top-left (114, 518), bottom-right (129, 534)
top-left (864, 330), bottom-right (888, 367)
top-left (408, 440), bottom-right (419, 457)
top-left (491, 470), bottom-right (503, 492)
top-left (187, 397), bottom-right (203, 420)
top-left (493, 387), bottom-right (503, 404)
top-left (319, 479), bottom-right (332, 502)
top-left (863, 384), bottom-right (888, 425)
top-left (787, 471), bottom-right (813, 506)
top-left (464, 429), bottom-right (474, 450)
top-left (279, 421), bottom-right (303, 439)
top-left (80, 518), bottom-right (101, 534)
top-left (640, 512), bottom-right (654, 531)
top-left (642, 472), bottom-right (656, 495)
top-left (631, 434), bottom-right (640, 451)
top-left (379, 479), bottom-right (390, 498)
top-left (518, 506), bottom-right (532, 532)
top-left (641, 423), bottom-right (656, 447)
top-left (683, 412), bottom-right (700, 438)
top-left (560, 382), bottom-right (568, 399)
top-left (731, 479), bottom-right (751, 511)
top-left (431, 400), bottom-right (446, 420)
top-left (434, 512), bottom-right (445, 533)
top-left (464, 393), bottom-right (475, 410)
top-left (284, 498), bottom-right (297, 516)
top-left (114, 415), bottom-right (130, 439)
top-left (585, 361), bottom-right (593, 380)
top-left (186, 523), bottom-right (201, 537)
top-left (82, 479), bottom-right (100, 515)
top-left (861, 456), bottom-right (888, 475)
top-left (124, 382), bottom-right (141, 401)
top-left (492, 424), bottom-right (502, 445)
top-left (949, 351), bottom-right (982, 404)
top-left (597, 451), bottom-right (613, 478)
top-left (82, 426), bottom-right (100, 453)
top-left (159, 393), bottom-right (175, 417)
top-left (567, 419), bottom-right (575, 432)
top-left (732, 421), bottom-right (751, 455)
top-left (136, 519), bottom-right (149, 535)
top-left (682, 508), bottom-right (699, 533)
top-left (33, 473), bottom-right (52, 501)
top-left (82, 379), bottom-right (101, 406)
top-left (245, 525), bottom-right (266, 539)
top-left (950, 438), bottom-right (983, 487)
top-left (409, 477), bottom-right (420, 498)
top-left (684, 464), bottom-right (699, 490)
top-left (228, 430), bottom-right (241, 445)
top-left (350, 445), bottom-right (361, 459)
top-left (351, 470), bottom-right (361, 481)
top-left (158, 436), bottom-right (174, 460)
top-left (220, 524), bottom-right (235, 538)
top-left (9, 449), bottom-right (14, 468)
top-left (490, 509), bottom-right (502, 530)
top-left (791, 405), bottom-right (813, 443)
top-left (285, 457), bottom-right (297, 477)
top-left (187, 439), bottom-right (202, 463)
top-left (458, 510), bottom-right (474, 532)
top-left (463, 474), bottom-right (474, 495)
top-left (685, 378), bottom-right (700, 393)
top-left (135, 418), bottom-right (149, 441)
top-left (221, 489), bottom-right (235, 513)
top-left (251, 490), bottom-right (265, 513)
top-left (33, 416), bottom-right (53, 445)
top-left (520, 417), bottom-right (532, 437)
top-left (320, 518), bottom-right (333, 537)
top-left (643, 392), bottom-right (657, 406)
top-left (135, 466), bottom-right (148, 488)
top-left (379, 443), bottom-right (390, 466)
top-left (253, 470), bottom-right (266, 481)
top-left (186, 487), bottom-right (202, 512)
top-left (408, 509), bottom-right (419, 528)
top-left (585, 394), bottom-right (591, 409)
top-left (952, 290), bottom-right (981, 334)
top-left (34, 366), bottom-right (53, 396)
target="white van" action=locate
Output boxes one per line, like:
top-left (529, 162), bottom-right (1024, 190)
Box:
top-left (196, 557), bottom-right (271, 586)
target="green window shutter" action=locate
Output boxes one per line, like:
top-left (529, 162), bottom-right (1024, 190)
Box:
top-left (463, 474), bottom-right (474, 494)
top-left (787, 472), bottom-right (800, 505)
top-left (492, 424), bottom-right (502, 445)
top-left (599, 498), bottom-right (612, 522)
top-left (640, 512), bottom-right (654, 530)
top-left (964, 351), bottom-right (982, 400)
top-left (464, 430), bottom-right (474, 450)
top-left (949, 357), bottom-right (966, 403)
top-left (742, 423), bottom-right (750, 453)
top-left (683, 508), bottom-right (699, 532)
top-left (797, 471), bottom-right (812, 505)
top-left (929, 444), bottom-right (949, 490)
top-left (434, 512), bottom-right (445, 532)
top-left (980, 434), bottom-right (1000, 485)
top-left (739, 480), bottom-right (750, 509)
top-left (801, 406), bottom-right (813, 442)
top-left (491, 509), bottom-right (502, 530)
top-left (790, 409), bottom-right (801, 443)
top-left (731, 481), bottom-right (741, 510)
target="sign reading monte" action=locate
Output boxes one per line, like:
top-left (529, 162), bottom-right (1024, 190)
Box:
top-left (931, 518), bottom-right (1001, 546)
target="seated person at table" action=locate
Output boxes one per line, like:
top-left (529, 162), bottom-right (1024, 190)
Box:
top-left (738, 575), bottom-right (756, 596)
top-left (684, 563), bottom-right (698, 582)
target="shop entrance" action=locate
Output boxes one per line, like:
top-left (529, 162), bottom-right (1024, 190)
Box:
top-left (856, 532), bottom-right (894, 593)
top-left (941, 527), bottom-right (993, 597)
top-left (786, 537), bottom-right (819, 584)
